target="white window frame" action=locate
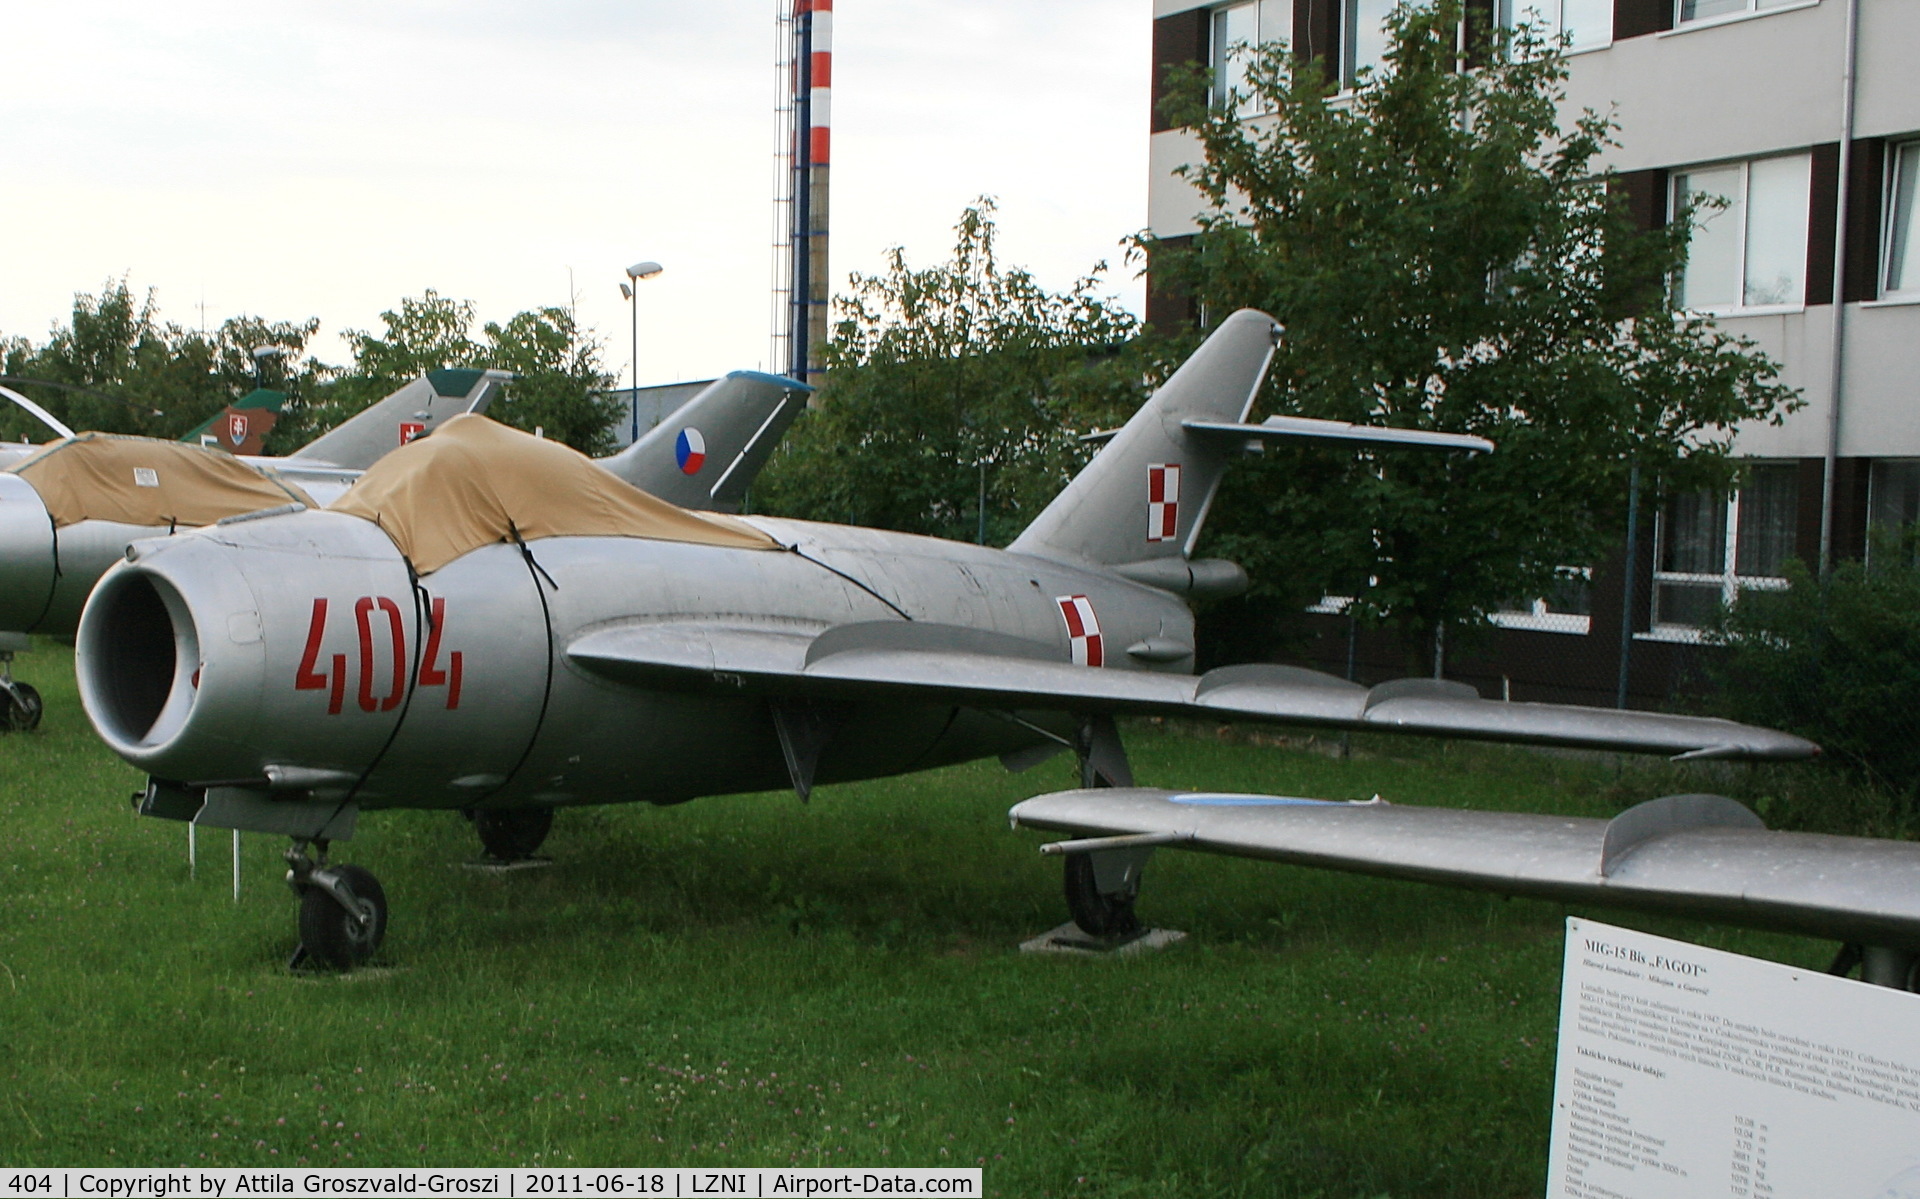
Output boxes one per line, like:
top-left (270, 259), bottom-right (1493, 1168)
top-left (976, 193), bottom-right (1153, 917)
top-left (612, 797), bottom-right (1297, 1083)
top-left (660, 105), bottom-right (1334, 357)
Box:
top-left (1670, 155), bottom-right (1812, 317)
top-left (1490, 567), bottom-right (1594, 635)
top-left (1673, 0), bottom-right (1812, 28)
top-left (1339, 0), bottom-right (1417, 91)
top-left (1498, 0), bottom-right (1613, 53)
top-left (1647, 482), bottom-right (1793, 640)
top-left (1881, 140), bottom-right (1920, 301)
top-left (1211, 1), bottom-right (1292, 115)
top-left (1344, 0), bottom-right (1436, 91)
top-left (1867, 458), bottom-right (1920, 566)
top-left (1341, 0), bottom-right (1382, 89)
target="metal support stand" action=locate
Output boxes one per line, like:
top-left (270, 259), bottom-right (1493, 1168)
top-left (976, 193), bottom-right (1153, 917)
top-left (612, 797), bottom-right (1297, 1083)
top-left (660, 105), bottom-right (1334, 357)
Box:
top-left (1861, 946), bottom-right (1918, 991)
top-left (1616, 463), bottom-right (1640, 710)
top-left (1075, 713), bottom-right (1133, 789)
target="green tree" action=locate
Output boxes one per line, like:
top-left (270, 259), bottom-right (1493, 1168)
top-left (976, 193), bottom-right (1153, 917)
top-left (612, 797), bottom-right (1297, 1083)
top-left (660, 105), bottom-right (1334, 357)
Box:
top-left (1, 278), bottom-right (323, 446)
top-left (306, 290), bottom-right (616, 455)
top-left (1711, 529), bottom-right (1920, 811)
top-left (756, 202), bottom-right (1149, 543)
top-left (481, 307), bottom-right (622, 456)
top-left (293, 290), bottom-right (482, 442)
top-left (1148, 1), bottom-right (1798, 670)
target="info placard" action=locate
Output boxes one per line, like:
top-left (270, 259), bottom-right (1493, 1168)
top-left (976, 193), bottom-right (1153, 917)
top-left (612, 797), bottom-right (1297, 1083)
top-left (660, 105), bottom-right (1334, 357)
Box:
top-left (1546, 918), bottom-right (1920, 1197)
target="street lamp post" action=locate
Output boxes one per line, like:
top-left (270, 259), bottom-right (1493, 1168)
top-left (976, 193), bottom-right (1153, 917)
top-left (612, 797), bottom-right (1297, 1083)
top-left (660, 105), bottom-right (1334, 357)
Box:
top-left (622, 261), bottom-right (664, 444)
top-left (250, 344), bottom-right (289, 392)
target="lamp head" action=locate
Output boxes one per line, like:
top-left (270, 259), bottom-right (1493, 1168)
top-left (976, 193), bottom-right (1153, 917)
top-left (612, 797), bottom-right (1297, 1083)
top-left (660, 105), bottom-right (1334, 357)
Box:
top-left (619, 283), bottom-right (633, 300)
top-left (625, 261), bottom-right (664, 281)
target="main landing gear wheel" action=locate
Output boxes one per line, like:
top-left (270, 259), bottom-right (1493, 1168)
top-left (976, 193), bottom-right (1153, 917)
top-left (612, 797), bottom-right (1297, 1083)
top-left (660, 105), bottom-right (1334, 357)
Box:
top-left (3, 682), bottom-right (42, 732)
top-left (293, 863), bottom-right (388, 971)
top-left (1063, 852), bottom-right (1141, 939)
top-left (473, 807), bottom-right (554, 861)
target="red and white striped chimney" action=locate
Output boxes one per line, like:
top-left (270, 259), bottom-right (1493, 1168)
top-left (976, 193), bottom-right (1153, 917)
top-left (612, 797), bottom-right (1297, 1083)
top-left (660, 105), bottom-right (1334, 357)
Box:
top-left (792, 0), bottom-right (832, 388)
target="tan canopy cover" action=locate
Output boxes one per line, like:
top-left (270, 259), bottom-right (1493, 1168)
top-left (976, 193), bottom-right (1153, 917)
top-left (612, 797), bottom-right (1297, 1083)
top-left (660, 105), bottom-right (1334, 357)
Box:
top-left (329, 414), bottom-right (779, 573)
top-left (6, 433), bottom-right (313, 529)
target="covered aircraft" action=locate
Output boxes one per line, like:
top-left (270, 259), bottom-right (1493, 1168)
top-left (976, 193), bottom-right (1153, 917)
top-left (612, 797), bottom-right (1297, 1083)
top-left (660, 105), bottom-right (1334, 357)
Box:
top-left (69, 311), bottom-right (1814, 969)
top-left (0, 369), bottom-right (506, 730)
top-left (0, 369), bottom-right (809, 729)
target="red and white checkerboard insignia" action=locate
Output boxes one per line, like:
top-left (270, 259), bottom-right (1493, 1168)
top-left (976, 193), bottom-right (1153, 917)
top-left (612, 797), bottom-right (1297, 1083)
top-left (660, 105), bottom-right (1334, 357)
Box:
top-left (1055, 594), bottom-right (1104, 668)
top-left (1147, 463), bottom-right (1181, 543)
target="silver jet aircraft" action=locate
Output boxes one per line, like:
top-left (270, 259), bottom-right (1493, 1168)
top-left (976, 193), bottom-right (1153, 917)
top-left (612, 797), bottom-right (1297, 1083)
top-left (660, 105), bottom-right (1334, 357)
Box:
top-left (0, 369), bottom-right (808, 729)
top-left (69, 310), bottom-right (1814, 969)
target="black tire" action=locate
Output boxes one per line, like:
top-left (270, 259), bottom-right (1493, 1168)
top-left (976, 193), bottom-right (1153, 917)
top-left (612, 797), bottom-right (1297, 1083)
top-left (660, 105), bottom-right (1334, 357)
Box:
top-left (296, 865), bottom-right (388, 971)
top-left (3, 683), bottom-right (42, 732)
top-left (473, 807), bottom-right (554, 860)
top-left (1063, 852), bottom-right (1140, 939)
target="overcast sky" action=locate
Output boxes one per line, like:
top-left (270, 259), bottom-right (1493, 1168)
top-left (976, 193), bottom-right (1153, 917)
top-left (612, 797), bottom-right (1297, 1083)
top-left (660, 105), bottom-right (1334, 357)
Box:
top-left (1, 1), bottom-right (1151, 386)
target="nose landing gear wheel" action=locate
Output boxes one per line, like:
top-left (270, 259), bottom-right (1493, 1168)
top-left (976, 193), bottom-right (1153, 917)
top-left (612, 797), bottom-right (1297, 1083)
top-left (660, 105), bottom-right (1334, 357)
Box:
top-left (294, 864), bottom-right (388, 971)
top-left (3, 681), bottom-right (42, 732)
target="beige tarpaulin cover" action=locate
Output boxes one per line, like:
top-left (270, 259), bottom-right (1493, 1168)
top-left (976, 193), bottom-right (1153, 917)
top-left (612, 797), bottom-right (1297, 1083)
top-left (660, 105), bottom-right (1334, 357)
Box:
top-left (6, 433), bottom-right (314, 529)
top-left (329, 414), bottom-right (778, 573)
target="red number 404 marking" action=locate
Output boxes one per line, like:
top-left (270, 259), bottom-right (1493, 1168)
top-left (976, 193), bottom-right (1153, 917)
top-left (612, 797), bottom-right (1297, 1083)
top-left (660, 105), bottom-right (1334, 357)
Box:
top-left (294, 597), bottom-right (462, 713)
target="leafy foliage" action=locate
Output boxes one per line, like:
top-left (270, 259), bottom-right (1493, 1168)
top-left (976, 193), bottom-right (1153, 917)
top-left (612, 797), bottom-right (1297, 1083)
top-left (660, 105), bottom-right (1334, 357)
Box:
top-left (481, 307), bottom-right (623, 457)
top-left (755, 202), bottom-right (1152, 543)
top-left (2, 283), bottom-right (620, 457)
top-left (1711, 531), bottom-right (1920, 810)
top-left (1149, 0), bottom-right (1798, 667)
top-left (304, 289), bottom-right (620, 456)
top-left (1, 278), bottom-right (321, 446)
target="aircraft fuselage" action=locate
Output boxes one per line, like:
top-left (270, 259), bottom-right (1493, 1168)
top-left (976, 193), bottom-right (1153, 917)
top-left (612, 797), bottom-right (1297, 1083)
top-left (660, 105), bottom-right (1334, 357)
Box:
top-left (78, 510), bottom-right (1194, 811)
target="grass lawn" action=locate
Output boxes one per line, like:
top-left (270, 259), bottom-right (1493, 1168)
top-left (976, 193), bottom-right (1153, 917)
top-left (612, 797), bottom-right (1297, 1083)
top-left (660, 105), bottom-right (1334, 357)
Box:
top-left (0, 642), bottom-right (1843, 1195)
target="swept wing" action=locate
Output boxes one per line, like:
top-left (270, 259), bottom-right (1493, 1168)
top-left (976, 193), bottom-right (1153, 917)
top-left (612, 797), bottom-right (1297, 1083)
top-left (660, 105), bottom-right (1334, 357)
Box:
top-left (1010, 787), bottom-right (1920, 951)
top-left (566, 618), bottom-right (1817, 760)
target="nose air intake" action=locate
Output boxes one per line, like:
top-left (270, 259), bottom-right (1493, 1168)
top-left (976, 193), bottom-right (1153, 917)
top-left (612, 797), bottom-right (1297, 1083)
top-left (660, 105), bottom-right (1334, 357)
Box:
top-left (82, 570), bottom-right (198, 748)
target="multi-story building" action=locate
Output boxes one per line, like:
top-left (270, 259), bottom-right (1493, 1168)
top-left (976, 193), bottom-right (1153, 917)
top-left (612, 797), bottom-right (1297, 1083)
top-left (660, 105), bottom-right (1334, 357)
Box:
top-left (1147, 0), bottom-right (1920, 705)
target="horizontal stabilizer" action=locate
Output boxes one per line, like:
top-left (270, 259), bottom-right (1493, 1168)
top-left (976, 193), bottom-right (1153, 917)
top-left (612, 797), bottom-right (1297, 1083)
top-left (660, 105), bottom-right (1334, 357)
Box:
top-left (1183, 415), bottom-right (1493, 455)
top-left (1010, 788), bottom-right (1920, 950)
top-left (566, 619), bottom-right (1817, 760)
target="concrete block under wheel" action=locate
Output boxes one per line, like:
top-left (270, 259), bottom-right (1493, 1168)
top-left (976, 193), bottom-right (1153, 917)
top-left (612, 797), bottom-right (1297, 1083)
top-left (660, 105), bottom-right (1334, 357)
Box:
top-left (1019, 921), bottom-right (1187, 956)
top-left (461, 857), bottom-right (555, 873)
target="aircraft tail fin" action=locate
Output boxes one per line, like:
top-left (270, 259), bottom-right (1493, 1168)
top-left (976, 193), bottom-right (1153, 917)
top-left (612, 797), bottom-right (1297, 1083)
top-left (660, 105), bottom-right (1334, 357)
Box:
top-left (1008, 309), bottom-right (1279, 570)
top-left (598, 371), bottom-right (811, 512)
top-left (287, 368), bottom-right (508, 470)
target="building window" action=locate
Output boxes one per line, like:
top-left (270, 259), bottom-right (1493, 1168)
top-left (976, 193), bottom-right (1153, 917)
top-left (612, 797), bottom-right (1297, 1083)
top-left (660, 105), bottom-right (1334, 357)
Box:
top-left (1882, 141), bottom-right (1920, 299)
top-left (1492, 567), bottom-right (1594, 634)
top-left (1342, 0), bottom-right (1405, 88)
top-left (1868, 460), bottom-right (1920, 565)
top-left (1870, 460), bottom-right (1920, 531)
top-left (1652, 464), bottom-right (1797, 633)
top-left (1212, 0), bottom-right (1293, 113)
top-left (1672, 155), bottom-right (1812, 313)
top-left (1676, 0), bottom-right (1803, 24)
top-left (1500, 0), bottom-right (1612, 51)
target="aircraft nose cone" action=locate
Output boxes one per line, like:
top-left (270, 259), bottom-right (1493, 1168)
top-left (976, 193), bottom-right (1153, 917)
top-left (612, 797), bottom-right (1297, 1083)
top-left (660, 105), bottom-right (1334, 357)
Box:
top-left (0, 474), bottom-right (57, 633)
